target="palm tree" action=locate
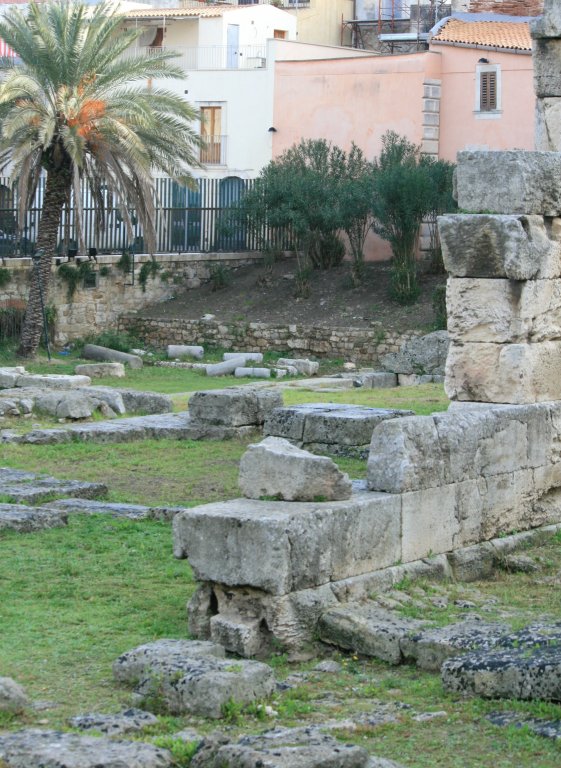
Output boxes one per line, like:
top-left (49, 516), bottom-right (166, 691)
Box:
top-left (0, 1), bottom-right (201, 357)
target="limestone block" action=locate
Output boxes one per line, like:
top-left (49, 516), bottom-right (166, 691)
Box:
top-left (0, 367), bottom-right (25, 389)
top-left (80, 387), bottom-right (127, 415)
top-left (0, 730), bottom-right (173, 768)
top-left (16, 373), bottom-right (91, 389)
top-left (189, 388), bottom-right (282, 427)
top-left (447, 278), bottom-right (561, 343)
top-left (438, 214), bottom-right (561, 279)
top-left (35, 391), bottom-right (96, 419)
top-left (0, 677), bottom-right (29, 712)
top-left (68, 709), bottom-right (158, 736)
top-left (209, 615), bottom-right (264, 658)
top-left (223, 352), bottom-right (263, 363)
top-left (536, 98), bottom-right (561, 152)
top-left (401, 485), bottom-right (459, 562)
top-left (234, 367), bottom-right (271, 378)
top-left (455, 151), bottom-right (561, 215)
top-left (113, 639), bottom-right (226, 684)
top-left (359, 372), bottom-right (398, 388)
top-left (276, 357), bottom-right (319, 376)
top-left (380, 331), bottom-right (449, 375)
top-left (75, 363), bottom-right (126, 378)
top-left (238, 437), bottom-right (352, 501)
top-left (531, 0), bottom-right (561, 38)
top-left (167, 345), bottom-right (204, 359)
top-left (533, 39), bottom-right (561, 98)
top-left (114, 388), bottom-right (172, 415)
top-left (173, 492), bottom-right (401, 595)
top-left (445, 341), bottom-right (561, 403)
top-left (82, 344), bottom-right (143, 369)
top-left (205, 357), bottom-right (246, 376)
top-left (318, 604), bottom-right (426, 664)
top-left (442, 645), bottom-right (561, 702)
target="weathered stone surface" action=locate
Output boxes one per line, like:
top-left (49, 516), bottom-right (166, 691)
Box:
top-left (445, 340), bottom-right (561, 403)
top-left (358, 372), bottom-right (398, 388)
top-left (75, 362), bottom-right (125, 378)
top-left (239, 437), bottom-right (352, 502)
top-left (0, 504), bottom-right (68, 533)
top-left (380, 331), bottom-right (449, 376)
top-left (35, 391), bottom-right (97, 420)
top-left (447, 543), bottom-right (497, 582)
top-left (531, 0), bottom-right (561, 38)
top-left (401, 620), bottom-right (508, 672)
top-left (191, 727), bottom-right (370, 768)
top-left (397, 374), bottom-right (443, 386)
top-left (223, 352), bottom-right (263, 363)
top-left (0, 678), bottom-right (29, 712)
top-left (189, 388), bottom-right (282, 427)
top-left (439, 214), bottom-right (561, 279)
top-left (68, 708), bottom-right (158, 735)
top-left (318, 604), bottom-right (426, 665)
top-left (0, 367), bottom-right (25, 389)
top-left (534, 38), bottom-right (561, 97)
top-left (0, 729), bottom-right (172, 767)
top-left (264, 403), bottom-right (413, 458)
top-left (446, 278), bottom-right (561, 343)
top-left (114, 388), bottom-right (172, 415)
top-left (174, 492), bottom-right (401, 595)
top-left (487, 710), bottom-right (561, 741)
top-left (536, 98), bottom-right (561, 152)
top-left (83, 343), bottom-right (143, 369)
top-left (118, 646), bottom-right (275, 718)
top-left (46, 498), bottom-right (154, 520)
top-left (209, 615), bottom-right (265, 658)
top-left (206, 357), bottom-right (247, 377)
top-left (16, 373), bottom-right (91, 389)
top-left (456, 151), bottom-right (561, 215)
top-left (276, 358), bottom-right (319, 376)
top-left (442, 645), bottom-right (561, 701)
top-left (235, 367), bottom-right (271, 378)
top-left (167, 344), bottom-right (204, 359)
top-left (113, 639), bottom-right (226, 683)
top-left (0, 467), bottom-right (107, 503)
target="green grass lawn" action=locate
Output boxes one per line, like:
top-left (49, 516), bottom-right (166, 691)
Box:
top-left (2, 352), bottom-right (561, 765)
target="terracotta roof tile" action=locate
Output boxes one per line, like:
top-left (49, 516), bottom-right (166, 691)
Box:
top-left (120, 6), bottom-right (230, 19)
top-left (431, 18), bottom-right (532, 51)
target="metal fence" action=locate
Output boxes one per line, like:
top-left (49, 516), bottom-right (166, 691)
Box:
top-left (0, 176), bottom-right (292, 257)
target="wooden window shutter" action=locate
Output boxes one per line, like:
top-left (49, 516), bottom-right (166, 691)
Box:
top-left (480, 71), bottom-right (497, 111)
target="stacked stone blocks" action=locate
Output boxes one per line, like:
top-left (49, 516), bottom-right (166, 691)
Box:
top-left (440, 149), bottom-right (561, 403)
top-left (532, 0), bottom-right (561, 151)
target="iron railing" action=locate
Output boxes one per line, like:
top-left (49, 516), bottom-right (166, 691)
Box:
top-left (0, 176), bottom-right (295, 256)
top-left (133, 44), bottom-right (267, 71)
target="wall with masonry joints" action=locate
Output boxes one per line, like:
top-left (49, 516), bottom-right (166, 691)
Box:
top-left (0, 252), bottom-right (262, 345)
top-left (118, 315), bottom-right (421, 363)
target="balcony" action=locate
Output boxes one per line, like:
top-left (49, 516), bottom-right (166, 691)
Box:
top-left (136, 45), bottom-right (267, 71)
top-left (200, 135), bottom-right (227, 166)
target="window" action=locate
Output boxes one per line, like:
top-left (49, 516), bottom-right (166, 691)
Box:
top-left (274, 30), bottom-right (287, 40)
top-left (475, 63), bottom-right (501, 117)
top-left (200, 106), bottom-right (223, 165)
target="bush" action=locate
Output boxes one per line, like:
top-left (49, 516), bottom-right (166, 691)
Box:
top-left (432, 284), bottom-right (447, 330)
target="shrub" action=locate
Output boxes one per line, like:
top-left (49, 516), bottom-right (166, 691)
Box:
top-left (432, 284), bottom-right (447, 330)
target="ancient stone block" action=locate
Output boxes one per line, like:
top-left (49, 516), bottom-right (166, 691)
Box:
top-left (113, 639), bottom-right (225, 683)
top-left (16, 373), bottom-right (91, 389)
top-left (205, 357), bottom-right (246, 376)
top-left (173, 492), bottom-right (401, 595)
top-left (75, 363), bottom-right (126, 378)
top-left (234, 367), bottom-right (271, 378)
top-left (455, 151), bottom-right (561, 215)
top-left (223, 352), bottom-right (263, 363)
top-left (445, 340), bottom-right (561, 403)
top-left (68, 709), bottom-right (158, 736)
top-left (276, 357), bottom-right (319, 376)
top-left (380, 331), bottom-right (449, 375)
top-left (167, 345), bottom-right (204, 359)
top-left (534, 38), bottom-right (561, 98)
top-left (536, 98), bottom-right (561, 152)
top-left (239, 437), bottom-right (352, 502)
top-left (189, 387), bottom-right (282, 427)
top-left (0, 678), bottom-right (29, 712)
top-left (318, 604), bottom-right (426, 664)
top-left (531, 0), bottom-right (561, 38)
top-left (447, 278), bottom-right (561, 343)
top-left (0, 731), bottom-right (173, 767)
top-left (438, 214), bottom-right (561, 279)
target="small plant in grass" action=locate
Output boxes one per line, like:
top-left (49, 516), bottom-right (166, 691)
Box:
top-left (151, 736), bottom-right (199, 766)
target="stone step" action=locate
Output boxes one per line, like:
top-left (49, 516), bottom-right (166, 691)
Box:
top-left (0, 468), bottom-right (107, 503)
top-left (0, 504), bottom-right (68, 533)
top-left (45, 498), bottom-right (187, 522)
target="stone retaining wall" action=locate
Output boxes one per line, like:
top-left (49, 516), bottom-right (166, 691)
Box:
top-left (0, 252), bottom-right (262, 344)
top-left (119, 315), bottom-right (421, 363)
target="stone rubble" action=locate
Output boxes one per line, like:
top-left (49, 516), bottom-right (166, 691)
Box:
top-left (0, 677), bottom-right (29, 713)
top-left (68, 708), bottom-right (158, 735)
top-left (380, 331), bottom-right (449, 377)
top-left (487, 711), bottom-right (561, 741)
top-left (0, 504), bottom-right (68, 533)
top-left (239, 437), bottom-right (353, 502)
top-left (0, 468), bottom-right (107, 504)
top-left (74, 362), bottom-right (126, 378)
top-left (276, 358), bottom-right (320, 376)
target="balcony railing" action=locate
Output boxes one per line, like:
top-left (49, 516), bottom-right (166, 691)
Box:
top-left (200, 135), bottom-right (227, 166)
top-left (135, 45), bottom-right (267, 71)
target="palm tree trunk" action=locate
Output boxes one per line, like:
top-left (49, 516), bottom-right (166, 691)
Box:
top-left (17, 170), bottom-right (71, 358)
